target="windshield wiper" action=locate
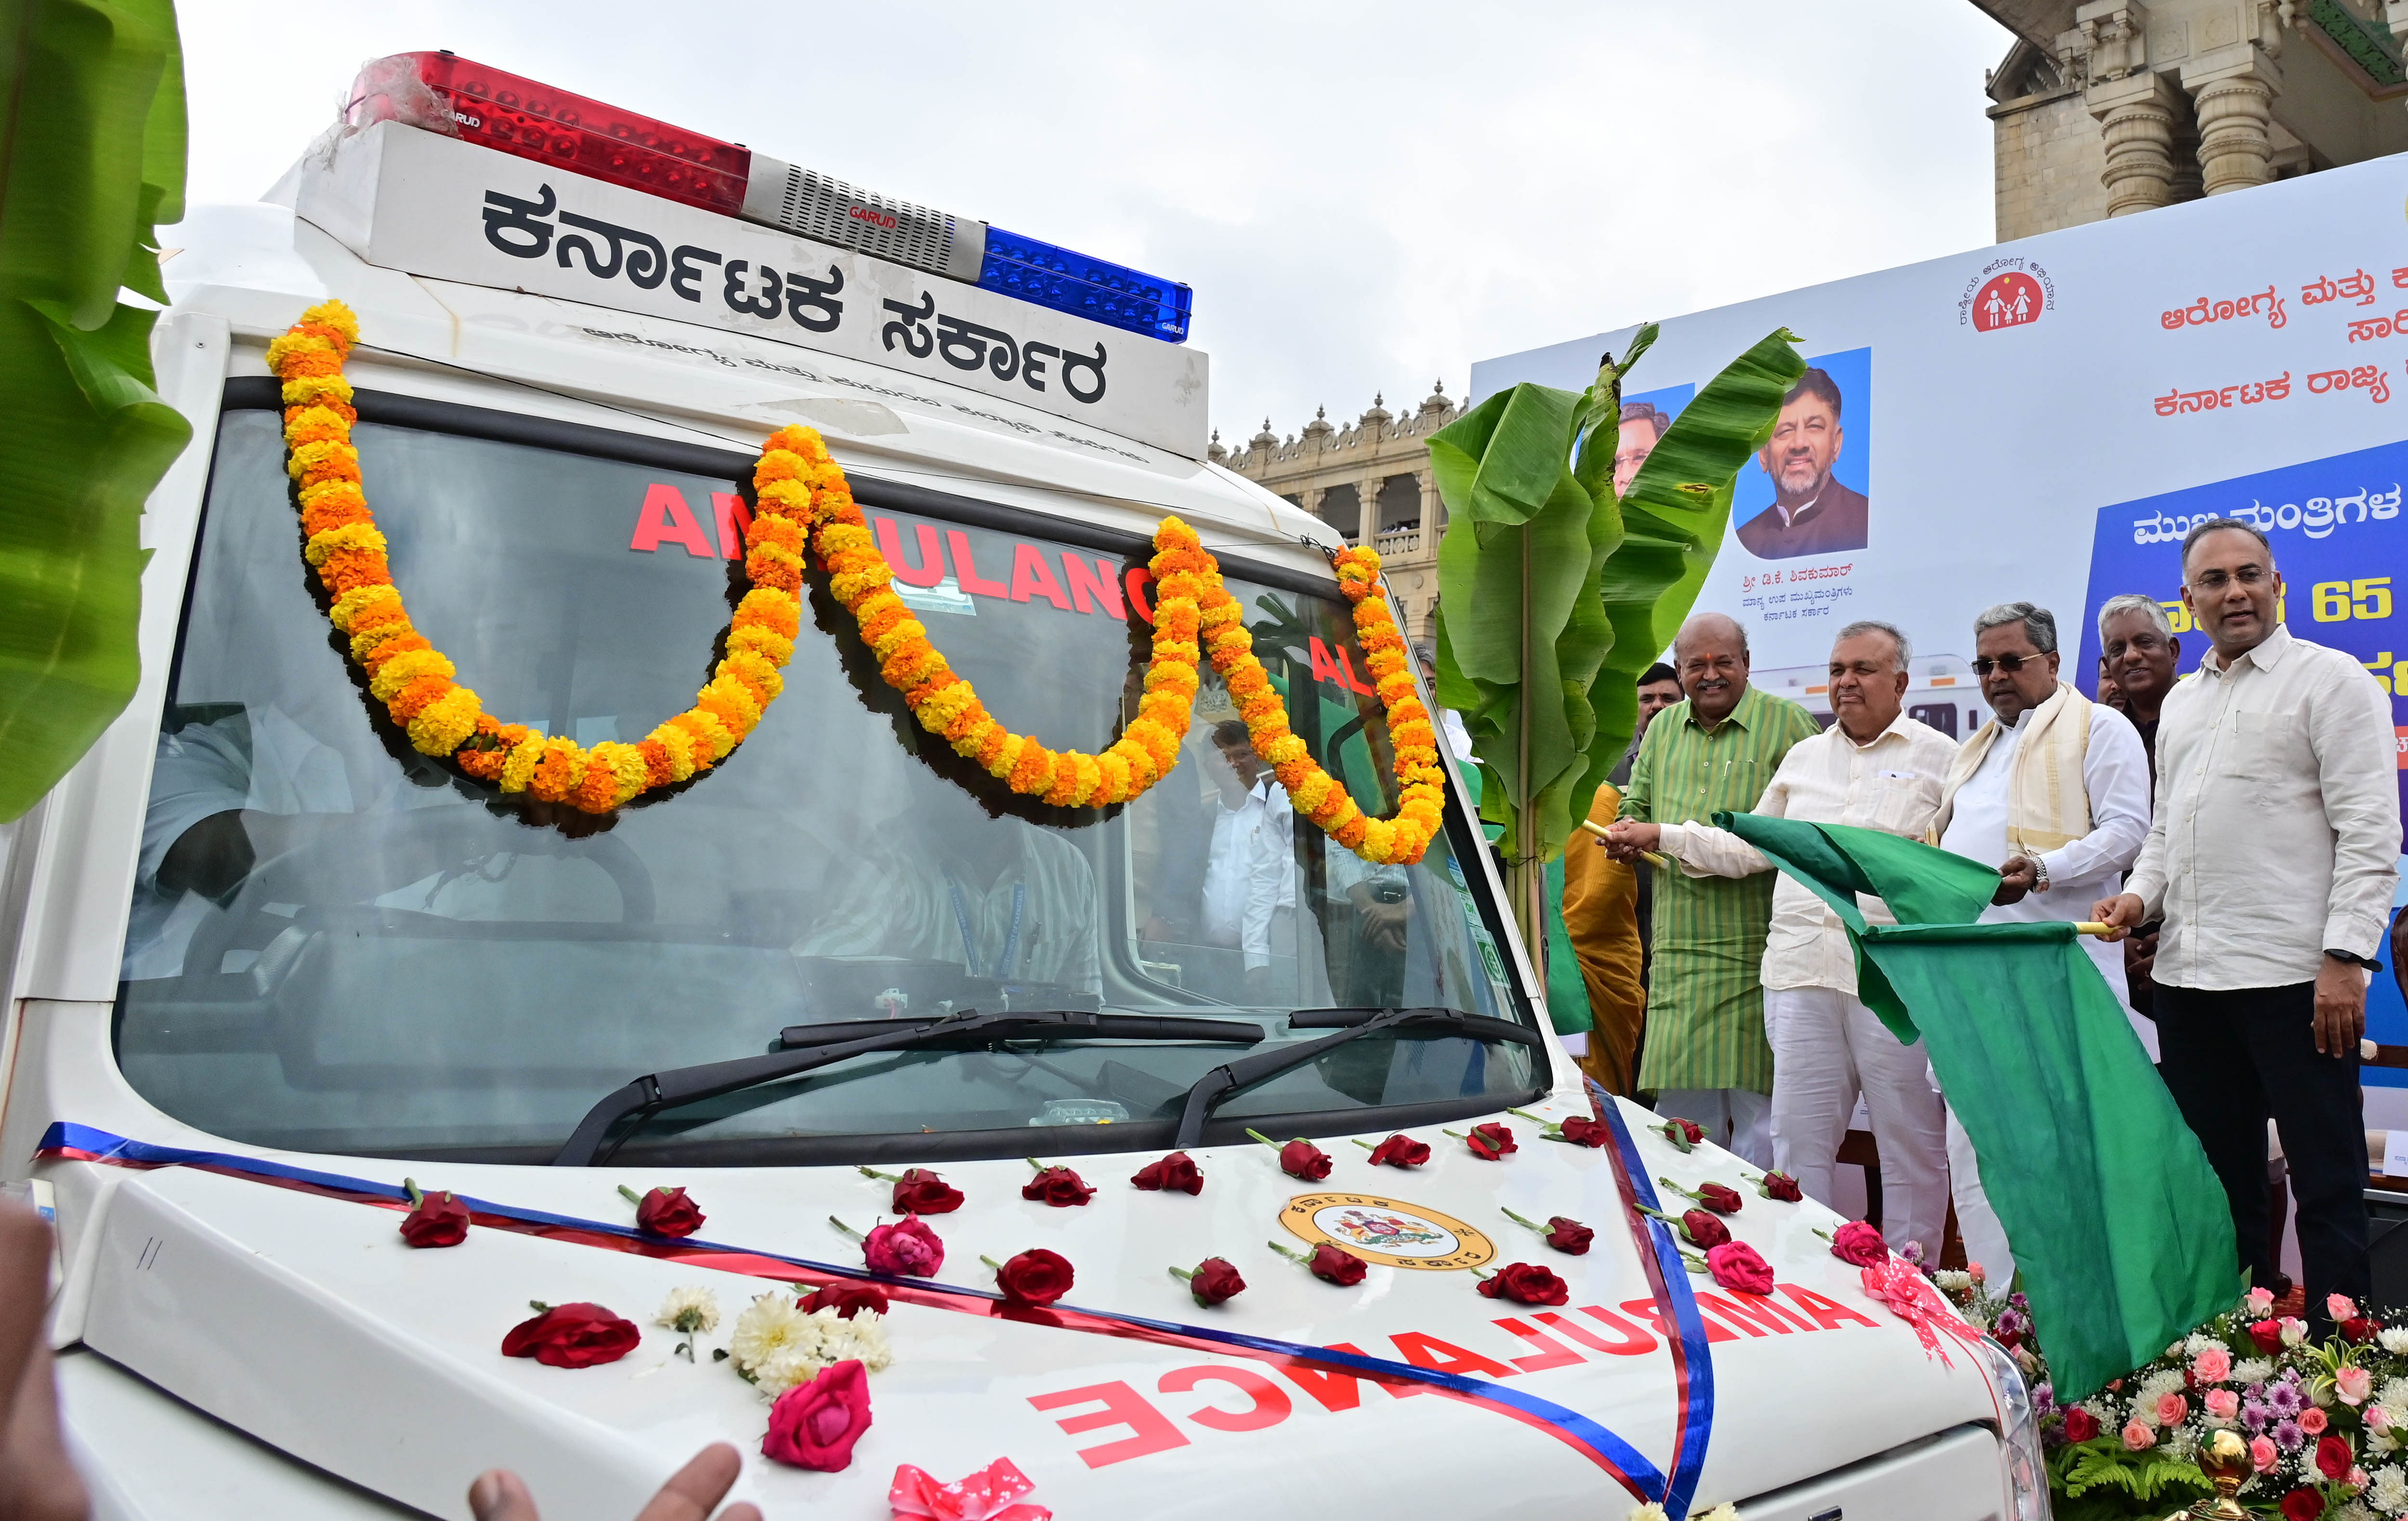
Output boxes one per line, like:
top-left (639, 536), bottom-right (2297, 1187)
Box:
top-left (551, 1009), bottom-right (1265, 1167)
top-left (1169, 1006), bottom-right (1545, 1148)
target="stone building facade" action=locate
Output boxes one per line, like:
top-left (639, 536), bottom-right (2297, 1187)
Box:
top-left (1979, 0), bottom-right (2408, 240)
top-left (1213, 383), bottom-right (1461, 642)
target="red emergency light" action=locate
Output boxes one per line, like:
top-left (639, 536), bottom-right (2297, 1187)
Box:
top-left (346, 52), bottom-right (750, 216)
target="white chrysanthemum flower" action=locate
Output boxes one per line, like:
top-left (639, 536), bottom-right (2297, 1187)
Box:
top-left (819, 1308), bottom-right (894, 1373)
top-left (729, 1293), bottom-right (817, 1378)
top-left (2233, 1358), bottom-right (2275, 1386)
top-left (655, 1285), bottom-right (721, 1334)
top-left (2161, 1425), bottom-right (2198, 1461)
top-left (2373, 1467), bottom-right (2408, 1512)
top-left (2137, 1368), bottom-right (2190, 1407)
top-left (2382, 1378), bottom-right (2408, 1412)
top-left (2382, 1326), bottom-right (2408, 1356)
top-left (2332, 1502), bottom-right (2375, 1521)
top-left (2373, 1427), bottom-right (2403, 1456)
top-left (748, 1342), bottom-right (827, 1398)
top-left (2185, 1334), bottom-right (2230, 1357)
top-left (1694, 1508), bottom-right (1738, 1521)
top-left (1625, 1505), bottom-right (1668, 1521)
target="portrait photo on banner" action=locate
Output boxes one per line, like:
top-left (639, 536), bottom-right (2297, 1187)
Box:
top-left (1731, 346), bottom-right (1872, 564)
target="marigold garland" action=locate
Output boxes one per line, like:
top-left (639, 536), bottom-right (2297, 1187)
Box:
top-left (269, 299), bottom-right (798, 813)
top-left (267, 302), bottom-right (1440, 855)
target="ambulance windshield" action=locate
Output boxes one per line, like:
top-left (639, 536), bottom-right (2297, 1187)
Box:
top-left (113, 403), bottom-right (1533, 1163)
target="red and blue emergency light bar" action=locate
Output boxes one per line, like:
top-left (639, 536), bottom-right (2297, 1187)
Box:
top-left (346, 52), bottom-right (1194, 344)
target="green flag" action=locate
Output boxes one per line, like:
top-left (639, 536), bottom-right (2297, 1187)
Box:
top-left (1714, 811), bottom-right (2239, 1402)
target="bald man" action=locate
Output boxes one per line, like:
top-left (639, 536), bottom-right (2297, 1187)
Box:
top-left (1610, 613), bottom-right (1822, 1162)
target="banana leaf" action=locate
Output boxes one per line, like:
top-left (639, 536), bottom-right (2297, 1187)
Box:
top-left (0, 0), bottom-right (190, 821)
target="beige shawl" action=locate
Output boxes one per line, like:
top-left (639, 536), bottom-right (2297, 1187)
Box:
top-left (1928, 680), bottom-right (2094, 853)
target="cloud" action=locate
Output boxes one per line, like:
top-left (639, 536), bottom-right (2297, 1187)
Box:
top-left (175, 0), bottom-right (2011, 446)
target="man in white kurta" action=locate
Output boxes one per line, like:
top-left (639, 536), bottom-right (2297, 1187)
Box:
top-left (1932, 600), bottom-right (2153, 1285)
top-left (1608, 621), bottom-right (1958, 1258)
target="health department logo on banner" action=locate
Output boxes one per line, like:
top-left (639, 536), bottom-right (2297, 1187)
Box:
top-left (1959, 258), bottom-right (2055, 331)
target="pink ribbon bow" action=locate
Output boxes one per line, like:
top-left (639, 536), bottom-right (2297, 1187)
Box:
top-left (1860, 1259), bottom-right (1982, 1369)
top-left (889, 1457), bottom-right (1051, 1521)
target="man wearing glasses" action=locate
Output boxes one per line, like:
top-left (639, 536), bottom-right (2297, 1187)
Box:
top-left (2097, 593), bottom-right (2183, 1021)
top-left (2097, 519), bottom-right (2398, 1333)
top-left (1930, 600), bottom-right (2153, 1285)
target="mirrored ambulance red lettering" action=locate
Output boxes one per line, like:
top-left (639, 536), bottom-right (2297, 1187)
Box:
top-left (1021, 1288), bottom-right (1885, 1467)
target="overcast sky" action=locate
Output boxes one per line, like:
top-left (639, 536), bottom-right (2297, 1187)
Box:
top-left (179, 1), bottom-right (2015, 447)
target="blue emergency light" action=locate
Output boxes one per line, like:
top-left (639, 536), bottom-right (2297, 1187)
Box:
top-left (976, 228), bottom-right (1194, 343)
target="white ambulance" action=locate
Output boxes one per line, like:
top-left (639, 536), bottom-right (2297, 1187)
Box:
top-left (0, 53), bottom-right (2045, 1521)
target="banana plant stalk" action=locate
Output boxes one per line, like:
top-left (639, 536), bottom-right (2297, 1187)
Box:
top-left (1428, 326), bottom-right (1802, 952)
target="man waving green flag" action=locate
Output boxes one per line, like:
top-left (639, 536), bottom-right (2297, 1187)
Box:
top-left (1715, 811), bottom-right (2238, 1402)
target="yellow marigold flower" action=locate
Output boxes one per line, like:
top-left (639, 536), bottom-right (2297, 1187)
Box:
top-left (829, 566), bottom-right (890, 603)
top-left (299, 299), bottom-right (361, 343)
top-left (263, 332), bottom-right (336, 373)
top-left (368, 647), bottom-right (455, 702)
top-left (1291, 773), bottom-right (1335, 814)
top-left (406, 685), bottom-right (483, 755)
top-left (350, 617), bottom-right (416, 662)
top-left (327, 583), bottom-right (400, 632)
top-left (303, 522), bottom-right (386, 566)
top-left (498, 734), bottom-right (547, 792)
top-left (1264, 734), bottom-right (1309, 766)
top-left (281, 374), bottom-right (355, 407)
top-left (733, 587), bottom-right (801, 638)
top-left (986, 733), bottom-right (1026, 780)
top-left (725, 625), bottom-right (796, 668)
top-left (870, 616), bottom-right (926, 661)
top-left (286, 439), bottom-right (358, 482)
top-left (720, 649), bottom-right (784, 704)
top-left (757, 478), bottom-right (811, 513)
top-left (644, 723), bottom-right (699, 782)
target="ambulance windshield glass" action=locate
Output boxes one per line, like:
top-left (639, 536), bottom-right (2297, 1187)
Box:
top-left (113, 407), bottom-right (1532, 1163)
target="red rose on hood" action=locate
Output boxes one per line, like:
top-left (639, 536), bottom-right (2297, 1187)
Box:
top-left (398, 1190), bottom-right (469, 1248)
top-left (1659, 1117), bottom-right (1703, 1150)
top-left (1130, 1152), bottom-right (1204, 1194)
top-left (1309, 1244), bottom-right (1368, 1285)
top-left (1478, 1262), bottom-right (1570, 1306)
top-left (2280, 1486), bottom-right (2327, 1521)
top-left (1278, 1140), bottom-right (1333, 1181)
top-left (500, 1302), bottom-right (641, 1368)
top-left (1183, 1257), bottom-right (1247, 1307)
top-left (2247, 1318), bottom-right (2286, 1354)
top-left (2062, 1407), bottom-right (2100, 1443)
top-left (1022, 1166), bottom-right (1096, 1207)
top-left (889, 1168), bottom-right (964, 1215)
top-left (1682, 1209), bottom-right (1731, 1250)
top-left (1544, 1217), bottom-right (1595, 1255)
top-left (862, 1216), bottom-right (944, 1276)
top-left (1366, 1134), bottom-right (1431, 1168)
top-left (994, 1248), bottom-right (1075, 1308)
top-left (2316, 1433), bottom-right (2354, 1481)
top-left (1705, 1241), bottom-right (1775, 1295)
top-left (1694, 1182), bottom-right (1743, 1215)
top-left (801, 1282), bottom-right (889, 1320)
top-left (632, 1186), bottom-right (705, 1238)
top-left (1556, 1115), bottom-right (1610, 1148)
top-left (1828, 1219), bottom-right (1887, 1268)
top-left (1758, 1171), bottom-right (1805, 1202)
top-left (1464, 1122), bottom-right (1517, 1161)
top-left (763, 1360), bottom-right (873, 1472)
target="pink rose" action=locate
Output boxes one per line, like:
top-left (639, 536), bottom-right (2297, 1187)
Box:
top-left (2157, 1392), bottom-right (2189, 1427)
top-left (2339, 1365), bottom-right (2374, 1405)
top-left (2205, 1389), bottom-right (2241, 1423)
top-left (2250, 1434), bottom-right (2279, 1472)
top-left (2278, 1316), bottom-right (2308, 1347)
top-left (1703, 1241), bottom-right (1775, 1296)
top-left (1968, 1262), bottom-right (1986, 1285)
top-left (762, 1360), bottom-right (872, 1471)
top-left (1827, 1219), bottom-right (1887, 1268)
top-left (2193, 1347), bottom-right (2232, 1384)
top-left (2299, 1405), bottom-right (2328, 1436)
top-left (2122, 1420), bottom-right (2155, 1451)
top-left (2329, 1293), bottom-right (2360, 1323)
top-left (2371, 1403), bottom-right (2395, 1435)
top-left (862, 1215), bottom-right (944, 1276)
top-left (2245, 1286), bottom-right (2277, 1316)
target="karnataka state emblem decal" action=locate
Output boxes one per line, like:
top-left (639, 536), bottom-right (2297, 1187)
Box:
top-left (1280, 1193), bottom-right (1495, 1271)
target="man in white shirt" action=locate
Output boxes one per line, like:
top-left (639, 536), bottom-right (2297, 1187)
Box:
top-left (1606, 621), bottom-right (1957, 1256)
top-left (1930, 600), bottom-right (2153, 1286)
top-left (1201, 721), bottom-right (1297, 999)
top-left (2098, 518), bottom-right (2400, 1325)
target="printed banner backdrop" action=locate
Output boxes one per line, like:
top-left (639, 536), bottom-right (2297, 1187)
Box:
top-left (1472, 153), bottom-right (2408, 1075)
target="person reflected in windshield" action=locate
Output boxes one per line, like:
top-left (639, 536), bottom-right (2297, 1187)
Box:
top-left (795, 778), bottom-right (1101, 998)
top-left (1200, 721), bottom-right (1296, 1003)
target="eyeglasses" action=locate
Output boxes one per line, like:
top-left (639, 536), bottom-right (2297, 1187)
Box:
top-left (1972, 654), bottom-right (2040, 676)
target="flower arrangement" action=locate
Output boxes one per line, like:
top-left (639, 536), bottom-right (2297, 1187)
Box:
top-left (725, 1290), bottom-right (894, 1398)
top-left (265, 310), bottom-right (1440, 857)
top-left (1938, 1267), bottom-right (2408, 1519)
top-left (265, 301), bottom-right (806, 813)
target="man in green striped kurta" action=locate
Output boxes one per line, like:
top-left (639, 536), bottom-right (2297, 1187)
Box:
top-left (1615, 614), bottom-right (1821, 1165)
